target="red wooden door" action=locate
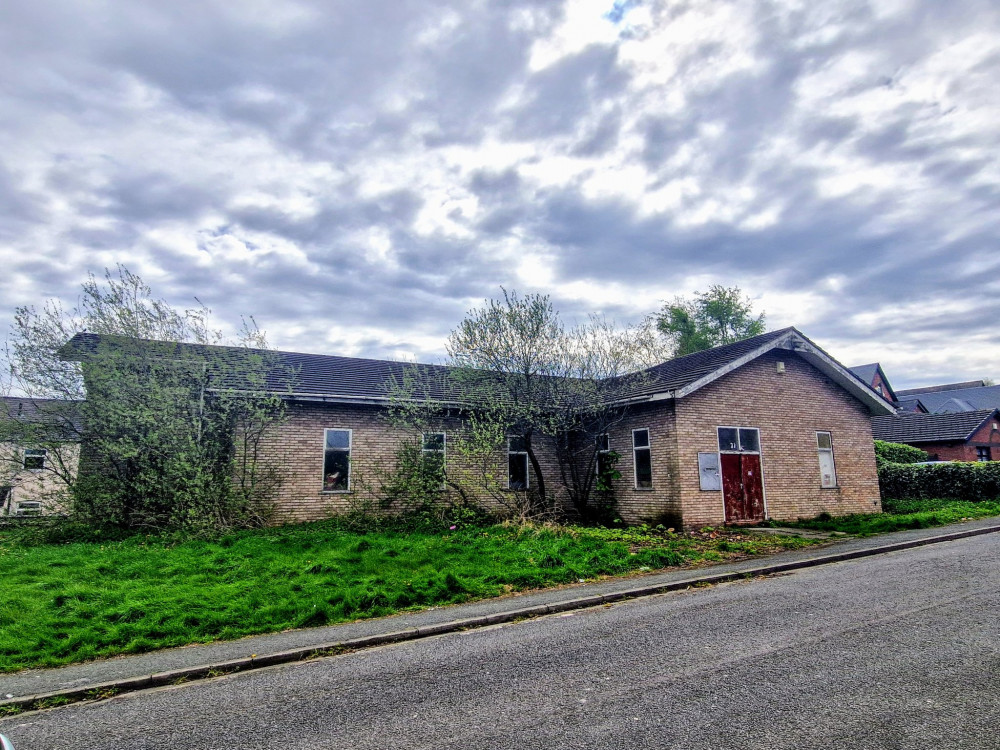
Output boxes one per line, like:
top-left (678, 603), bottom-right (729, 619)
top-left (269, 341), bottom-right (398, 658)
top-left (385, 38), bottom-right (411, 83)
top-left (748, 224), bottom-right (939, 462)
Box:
top-left (721, 453), bottom-right (765, 523)
top-left (740, 453), bottom-right (765, 521)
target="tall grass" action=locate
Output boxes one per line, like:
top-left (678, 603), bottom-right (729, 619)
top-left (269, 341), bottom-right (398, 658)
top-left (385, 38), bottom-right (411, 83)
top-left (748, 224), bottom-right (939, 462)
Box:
top-left (0, 521), bottom-right (816, 673)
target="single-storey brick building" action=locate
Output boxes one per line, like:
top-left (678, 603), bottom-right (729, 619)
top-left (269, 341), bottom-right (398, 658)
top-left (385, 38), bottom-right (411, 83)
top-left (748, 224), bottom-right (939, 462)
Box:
top-left (64, 327), bottom-right (893, 528)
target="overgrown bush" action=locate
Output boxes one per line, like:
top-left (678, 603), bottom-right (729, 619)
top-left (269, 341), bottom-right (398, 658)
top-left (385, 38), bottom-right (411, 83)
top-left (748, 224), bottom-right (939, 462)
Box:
top-left (878, 461), bottom-right (1000, 502)
top-left (874, 440), bottom-right (928, 465)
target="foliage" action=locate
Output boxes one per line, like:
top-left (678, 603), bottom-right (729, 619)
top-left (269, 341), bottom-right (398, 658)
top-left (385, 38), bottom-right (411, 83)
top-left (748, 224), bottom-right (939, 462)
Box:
top-left (878, 460), bottom-right (1000, 503)
top-left (656, 285), bottom-right (765, 356)
top-left (874, 440), bottom-right (929, 465)
top-left (0, 520), bottom-right (820, 672)
top-left (388, 290), bottom-right (669, 520)
top-left (2, 265), bottom-right (286, 533)
top-left (783, 497), bottom-right (1000, 536)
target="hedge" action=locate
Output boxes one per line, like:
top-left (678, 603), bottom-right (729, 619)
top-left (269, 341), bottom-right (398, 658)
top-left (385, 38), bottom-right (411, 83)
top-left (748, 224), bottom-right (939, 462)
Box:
top-left (879, 460), bottom-right (1000, 502)
top-left (874, 440), bottom-right (929, 465)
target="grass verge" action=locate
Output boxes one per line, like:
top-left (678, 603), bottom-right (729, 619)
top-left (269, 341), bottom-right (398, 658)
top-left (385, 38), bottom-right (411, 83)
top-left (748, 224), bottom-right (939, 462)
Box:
top-left (780, 498), bottom-right (1000, 536)
top-left (0, 521), bottom-right (820, 673)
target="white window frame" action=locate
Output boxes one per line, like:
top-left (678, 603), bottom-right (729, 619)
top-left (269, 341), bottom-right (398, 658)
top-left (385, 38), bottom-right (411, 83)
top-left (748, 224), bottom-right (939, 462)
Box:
top-left (14, 501), bottom-right (43, 517)
top-left (717, 426), bottom-right (761, 454)
top-left (632, 428), bottom-right (652, 489)
top-left (322, 428), bottom-right (352, 492)
top-left (23, 448), bottom-right (47, 471)
top-left (595, 433), bottom-right (610, 476)
top-left (817, 431), bottom-right (837, 488)
top-left (422, 432), bottom-right (447, 489)
top-left (507, 437), bottom-right (529, 490)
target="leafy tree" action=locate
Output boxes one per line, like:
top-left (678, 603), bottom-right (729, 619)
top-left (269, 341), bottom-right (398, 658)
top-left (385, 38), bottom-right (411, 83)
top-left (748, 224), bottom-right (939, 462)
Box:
top-left (388, 290), bottom-right (668, 519)
top-left (656, 285), bottom-right (766, 356)
top-left (2, 266), bottom-right (286, 532)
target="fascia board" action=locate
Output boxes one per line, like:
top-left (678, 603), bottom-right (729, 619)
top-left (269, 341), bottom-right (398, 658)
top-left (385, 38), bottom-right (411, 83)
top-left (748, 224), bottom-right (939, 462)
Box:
top-left (672, 330), bottom-right (799, 400)
top-left (785, 337), bottom-right (897, 416)
top-left (964, 409), bottom-right (1000, 440)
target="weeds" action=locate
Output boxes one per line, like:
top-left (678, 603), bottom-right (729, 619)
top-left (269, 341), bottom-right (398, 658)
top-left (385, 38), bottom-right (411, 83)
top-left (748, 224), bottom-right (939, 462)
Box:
top-left (0, 519), bottom-right (817, 673)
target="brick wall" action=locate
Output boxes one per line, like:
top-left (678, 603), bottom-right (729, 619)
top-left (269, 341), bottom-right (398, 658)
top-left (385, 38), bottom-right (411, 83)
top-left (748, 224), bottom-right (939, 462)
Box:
top-left (0, 442), bottom-right (77, 515)
top-left (920, 415), bottom-right (1000, 461)
top-left (261, 351), bottom-right (882, 528)
top-left (673, 351), bottom-right (881, 528)
top-left (261, 401), bottom-right (566, 524)
top-left (598, 401), bottom-right (682, 526)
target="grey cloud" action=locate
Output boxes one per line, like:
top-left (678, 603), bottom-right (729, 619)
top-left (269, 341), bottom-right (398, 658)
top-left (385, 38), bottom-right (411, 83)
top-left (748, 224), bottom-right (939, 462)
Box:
top-left (507, 44), bottom-right (628, 140)
top-left (0, 163), bottom-right (48, 238)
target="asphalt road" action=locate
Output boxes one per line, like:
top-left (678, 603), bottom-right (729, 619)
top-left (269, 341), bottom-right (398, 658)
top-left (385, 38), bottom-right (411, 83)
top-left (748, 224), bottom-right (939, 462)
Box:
top-left (4, 533), bottom-right (1000, 750)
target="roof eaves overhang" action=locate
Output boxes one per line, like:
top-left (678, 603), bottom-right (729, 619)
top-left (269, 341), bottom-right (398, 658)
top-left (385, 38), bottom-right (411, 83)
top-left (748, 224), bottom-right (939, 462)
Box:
top-left (963, 409), bottom-right (1000, 440)
top-left (207, 388), bottom-right (469, 410)
top-left (670, 329), bottom-right (896, 416)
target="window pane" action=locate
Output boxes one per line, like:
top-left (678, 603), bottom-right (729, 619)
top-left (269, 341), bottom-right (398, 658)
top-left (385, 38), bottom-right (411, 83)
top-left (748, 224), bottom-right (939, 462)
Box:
top-left (23, 449), bottom-right (46, 470)
top-left (635, 448), bottom-right (652, 488)
top-left (739, 429), bottom-right (760, 453)
top-left (632, 429), bottom-right (649, 449)
top-left (509, 453), bottom-right (528, 489)
top-left (325, 429), bottom-right (351, 450)
top-left (718, 428), bottom-right (739, 451)
top-left (323, 450), bottom-right (350, 491)
top-left (423, 432), bottom-right (445, 452)
top-left (597, 434), bottom-right (610, 452)
top-left (509, 436), bottom-right (528, 453)
top-left (817, 432), bottom-right (832, 450)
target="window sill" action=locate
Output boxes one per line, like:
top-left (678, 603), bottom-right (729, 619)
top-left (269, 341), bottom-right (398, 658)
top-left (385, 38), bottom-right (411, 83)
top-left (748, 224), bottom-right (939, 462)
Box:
top-left (319, 490), bottom-right (353, 495)
top-left (633, 486), bottom-right (654, 492)
top-left (820, 486), bottom-right (840, 490)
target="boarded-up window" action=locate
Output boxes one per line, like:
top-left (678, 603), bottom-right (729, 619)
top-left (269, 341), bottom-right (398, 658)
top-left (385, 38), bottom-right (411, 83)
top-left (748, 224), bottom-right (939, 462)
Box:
top-left (698, 452), bottom-right (721, 491)
top-left (817, 431), bottom-right (837, 488)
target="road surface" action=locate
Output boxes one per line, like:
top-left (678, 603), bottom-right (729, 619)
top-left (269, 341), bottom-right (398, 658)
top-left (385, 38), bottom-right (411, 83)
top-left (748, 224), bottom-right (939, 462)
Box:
top-left (4, 532), bottom-right (999, 749)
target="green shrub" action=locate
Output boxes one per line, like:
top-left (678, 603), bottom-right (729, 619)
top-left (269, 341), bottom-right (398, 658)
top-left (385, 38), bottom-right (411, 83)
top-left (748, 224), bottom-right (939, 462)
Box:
top-left (874, 440), bottom-right (929, 465)
top-left (878, 461), bottom-right (1000, 502)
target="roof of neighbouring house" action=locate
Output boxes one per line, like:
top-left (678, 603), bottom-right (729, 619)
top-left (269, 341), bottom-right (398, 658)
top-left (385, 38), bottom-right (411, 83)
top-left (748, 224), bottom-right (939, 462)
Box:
top-left (0, 396), bottom-right (83, 436)
top-left (849, 363), bottom-right (879, 384)
top-left (896, 380), bottom-right (988, 396)
top-left (847, 362), bottom-right (898, 402)
top-left (894, 383), bottom-right (1000, 414)
top-left (871, 409), bottom-right (1000, 444)
top-left (59, 327), bottom-right (896, 415)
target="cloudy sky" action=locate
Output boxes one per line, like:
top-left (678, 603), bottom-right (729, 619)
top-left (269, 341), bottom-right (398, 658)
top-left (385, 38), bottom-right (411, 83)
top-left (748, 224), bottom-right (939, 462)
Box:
top-left (1, 0), bottom-right (998, 388)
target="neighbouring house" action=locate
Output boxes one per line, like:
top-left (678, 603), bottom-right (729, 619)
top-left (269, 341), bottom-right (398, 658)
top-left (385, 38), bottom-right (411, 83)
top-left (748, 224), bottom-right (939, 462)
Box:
top-left (895, 381), bottom-right (1000, 415)
top-left (62, 327), bottom-right (894, 529)
top-left (0, 397), bottom-right (80, 516)
top-left (872, 409), bottom-right (1000, 462)
top-left (849, 363), bottom-right (902, 405)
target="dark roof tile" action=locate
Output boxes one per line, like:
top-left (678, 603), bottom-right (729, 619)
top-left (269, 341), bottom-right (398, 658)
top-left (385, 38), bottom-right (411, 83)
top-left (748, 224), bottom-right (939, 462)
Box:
top-left (872, 409), bottom-right (999, 443)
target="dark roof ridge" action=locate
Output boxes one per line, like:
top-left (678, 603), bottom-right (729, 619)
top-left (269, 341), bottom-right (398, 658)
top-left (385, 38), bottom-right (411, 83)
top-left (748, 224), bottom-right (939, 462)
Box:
top-left (897, 380), bottom-right (990, 396)
top-left (62, 331), bottom-right (450, 371)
